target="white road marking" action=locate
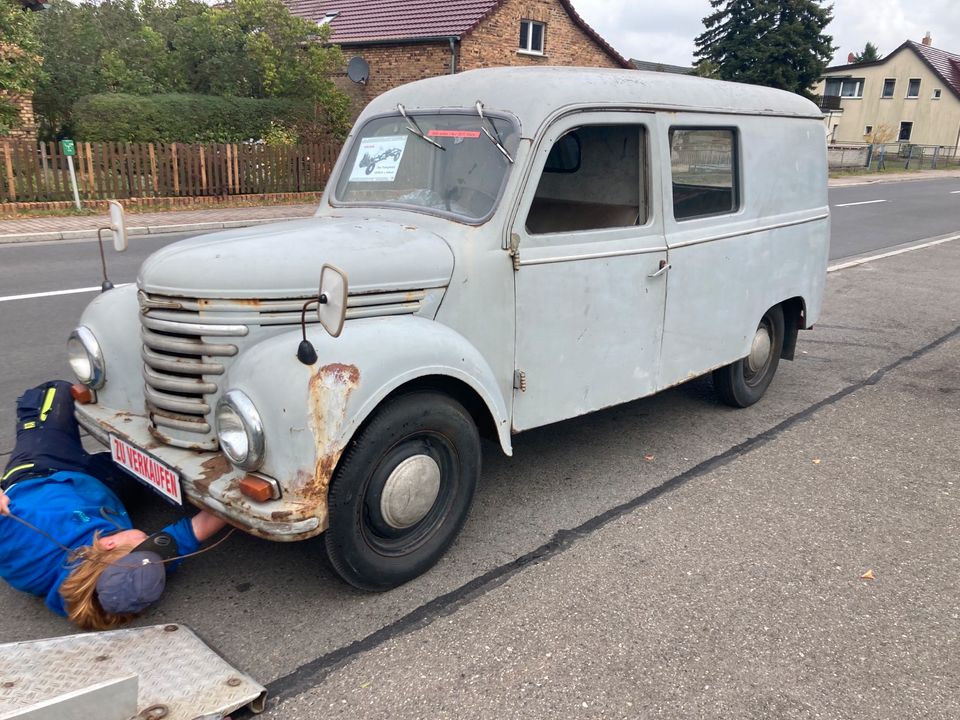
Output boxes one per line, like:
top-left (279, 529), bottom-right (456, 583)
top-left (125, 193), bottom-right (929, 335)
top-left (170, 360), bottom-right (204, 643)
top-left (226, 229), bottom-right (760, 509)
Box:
top-left (0, 283), bottom-right (130, 303)
top-left (828, 234), bottom-right (960, 272)
top-left (833, 199), bottom-right (887, 207)
top-left (951, 190), bottom-right (960, 194)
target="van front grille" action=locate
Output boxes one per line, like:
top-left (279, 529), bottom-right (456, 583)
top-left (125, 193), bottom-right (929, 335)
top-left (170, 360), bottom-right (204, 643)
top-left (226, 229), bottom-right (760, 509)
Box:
top-left (138, 289), bottom-right (428, 450)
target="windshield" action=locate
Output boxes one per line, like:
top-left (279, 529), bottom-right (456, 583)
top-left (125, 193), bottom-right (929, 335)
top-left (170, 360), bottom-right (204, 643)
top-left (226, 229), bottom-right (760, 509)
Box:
top-left (333, 112), bottom-right (520, 222)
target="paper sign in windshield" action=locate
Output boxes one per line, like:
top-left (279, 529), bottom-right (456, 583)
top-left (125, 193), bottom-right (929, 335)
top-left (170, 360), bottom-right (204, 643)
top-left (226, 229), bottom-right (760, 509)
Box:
top-left (349, 136), bottom-right (407, 182)
top-left (427, 130), bottom-right (481, 138)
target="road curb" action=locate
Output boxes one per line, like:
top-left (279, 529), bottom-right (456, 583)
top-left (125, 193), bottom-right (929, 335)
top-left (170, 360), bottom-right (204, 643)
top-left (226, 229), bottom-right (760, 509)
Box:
top-left (0, 216), bottom-right (313, 245)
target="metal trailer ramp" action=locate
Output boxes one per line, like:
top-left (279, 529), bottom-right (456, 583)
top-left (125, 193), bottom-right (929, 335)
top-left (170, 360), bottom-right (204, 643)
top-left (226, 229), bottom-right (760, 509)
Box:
top-left (0, 624), bottom-right (266, 720)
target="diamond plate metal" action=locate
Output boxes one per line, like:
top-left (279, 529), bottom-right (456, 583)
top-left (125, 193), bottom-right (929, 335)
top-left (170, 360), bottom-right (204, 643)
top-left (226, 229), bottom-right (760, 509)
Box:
top-left (0, 624), bottom-right (266, 720)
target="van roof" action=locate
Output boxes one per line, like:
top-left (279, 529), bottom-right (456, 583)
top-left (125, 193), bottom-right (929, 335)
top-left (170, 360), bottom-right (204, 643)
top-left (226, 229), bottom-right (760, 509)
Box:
top-left (364, 67), bottom-right (823, 133)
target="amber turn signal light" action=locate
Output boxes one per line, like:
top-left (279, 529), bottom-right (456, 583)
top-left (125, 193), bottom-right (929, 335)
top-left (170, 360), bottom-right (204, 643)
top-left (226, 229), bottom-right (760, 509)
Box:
top-left (70, 384), bottom-right (94, 404)
top-left (239, 475), bottom-right (274, 503)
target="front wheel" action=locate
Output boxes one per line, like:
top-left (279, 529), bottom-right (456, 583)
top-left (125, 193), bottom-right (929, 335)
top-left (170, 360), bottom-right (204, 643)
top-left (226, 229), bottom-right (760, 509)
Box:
top-left (713, 305), bottom-right (785, 408)
top-left (325, 391), bottom-right (480, 591)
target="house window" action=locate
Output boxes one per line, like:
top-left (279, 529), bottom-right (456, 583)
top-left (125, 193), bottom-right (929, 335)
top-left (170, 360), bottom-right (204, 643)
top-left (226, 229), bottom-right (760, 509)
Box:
top-left (882, 79), bottom-right (896, 98)
top-left (670, 128), bottom-right (738, 221)
top-left (933, 88), bottom-right (942, 99)
top-left (824, 78), bottom-right (863, 98)
top-left (318, 11), bottom-right (338, 26)
top-left (519, 20), bottom-right (545, 54)
top-left (906, 79), bottom-right (921, 98)
top-left (864, 125), bottom-right (873, 136)
top-left (899, 122), bottom-right (913, 141)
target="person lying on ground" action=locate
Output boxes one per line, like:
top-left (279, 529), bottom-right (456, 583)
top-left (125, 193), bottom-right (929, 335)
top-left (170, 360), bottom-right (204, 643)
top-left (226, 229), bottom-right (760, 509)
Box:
top-left (0, 380), bottom-right (227, 629)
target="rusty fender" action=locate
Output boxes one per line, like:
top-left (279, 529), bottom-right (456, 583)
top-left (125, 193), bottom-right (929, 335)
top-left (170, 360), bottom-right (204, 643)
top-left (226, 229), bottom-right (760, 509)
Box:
top-left (219, 317), bottom-right (512, 529)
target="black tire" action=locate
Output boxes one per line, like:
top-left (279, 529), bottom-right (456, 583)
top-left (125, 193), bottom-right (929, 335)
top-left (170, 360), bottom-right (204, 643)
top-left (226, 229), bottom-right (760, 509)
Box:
top-left (713, 305), bottom-right (785, 408)
top-left (325, 391), bottom-right (480, 591)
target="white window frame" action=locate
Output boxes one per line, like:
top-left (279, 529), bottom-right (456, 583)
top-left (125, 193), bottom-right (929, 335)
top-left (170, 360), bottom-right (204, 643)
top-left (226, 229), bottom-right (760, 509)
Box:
top-left (519, 20), bottom-right (545, 55)
top-left (898, 121), bottom-right (913, 142)
top-left (933, 88), bottom-right (942, 100)
top-left (906, 78), bottom-right (921, 98)
top-left (864, 125), bottom-right (873, 136)
top-left (824, 77), bottom-right (864, 98)
top-left (881, 78), bottom-right (896, 98)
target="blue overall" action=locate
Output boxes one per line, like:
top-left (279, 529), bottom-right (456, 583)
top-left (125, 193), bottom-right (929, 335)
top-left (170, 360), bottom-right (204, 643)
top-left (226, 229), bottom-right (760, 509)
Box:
top-left (0, 381), bottom-right (198, 616)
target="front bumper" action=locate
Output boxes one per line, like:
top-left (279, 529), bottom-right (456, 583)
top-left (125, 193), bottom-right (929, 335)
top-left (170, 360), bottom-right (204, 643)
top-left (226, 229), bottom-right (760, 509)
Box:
top-left (76, 402), bottom-right (324, 541)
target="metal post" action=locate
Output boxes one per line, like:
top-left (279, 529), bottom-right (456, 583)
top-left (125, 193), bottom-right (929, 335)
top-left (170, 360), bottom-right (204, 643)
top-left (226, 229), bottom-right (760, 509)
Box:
top-left (878, 146), bottom-right (886, 171)
top-left (66, 154), bottom-right (81, 210)
top-left (932, 146), bottom-right (940, 169)
top-left (905, 145), bottom-right (913, 170)
top-left (865, 144), bottom-right (873, 169)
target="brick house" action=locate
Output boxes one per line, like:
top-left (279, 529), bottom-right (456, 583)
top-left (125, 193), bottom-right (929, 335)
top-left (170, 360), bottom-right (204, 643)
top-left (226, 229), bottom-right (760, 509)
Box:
top-left (814, 34), bottom-right (960, 147)
top-left (283, 0), bottom-right (631, 109)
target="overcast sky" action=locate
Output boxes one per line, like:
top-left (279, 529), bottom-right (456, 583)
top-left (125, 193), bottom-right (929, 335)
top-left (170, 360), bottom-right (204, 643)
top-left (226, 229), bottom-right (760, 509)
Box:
top-left (571, 0), bottom-right (960, 68)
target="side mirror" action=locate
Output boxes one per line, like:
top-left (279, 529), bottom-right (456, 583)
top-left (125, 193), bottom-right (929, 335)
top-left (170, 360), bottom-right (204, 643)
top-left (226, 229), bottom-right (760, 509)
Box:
top-left (108, 200), bottom-right (128, 252)
top-left (317, 264), bottom-right (348, 338)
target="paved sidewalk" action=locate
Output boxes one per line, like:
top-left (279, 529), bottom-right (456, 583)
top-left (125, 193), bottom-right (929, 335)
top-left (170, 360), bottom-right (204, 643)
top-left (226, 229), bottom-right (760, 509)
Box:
top-left (0, 203), bottom-right (317, 243)
top-left (829, 167), bottom-right (960, 186)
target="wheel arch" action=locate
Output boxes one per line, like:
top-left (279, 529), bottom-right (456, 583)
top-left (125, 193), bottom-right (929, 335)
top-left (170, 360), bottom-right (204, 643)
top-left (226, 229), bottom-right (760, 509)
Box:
top-left (779, 295), bottom-right (808, 361)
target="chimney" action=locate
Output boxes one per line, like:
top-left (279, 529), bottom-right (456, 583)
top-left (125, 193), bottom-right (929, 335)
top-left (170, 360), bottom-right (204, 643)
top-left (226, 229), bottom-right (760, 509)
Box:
top-left (848, 52), bottom-right (856, 63)
top-left (922, 32), bottom-right (932, 46)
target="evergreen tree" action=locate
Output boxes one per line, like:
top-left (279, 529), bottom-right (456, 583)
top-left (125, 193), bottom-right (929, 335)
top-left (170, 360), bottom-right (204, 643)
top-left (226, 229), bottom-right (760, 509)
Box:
top-left (694, 0), bottom-right (835, 99)
top-left (852, 42), bottom-right (881, 63)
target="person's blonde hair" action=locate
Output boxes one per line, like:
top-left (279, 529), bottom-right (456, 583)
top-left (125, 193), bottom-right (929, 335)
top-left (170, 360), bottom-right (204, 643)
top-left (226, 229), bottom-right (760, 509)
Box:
top-left (59, 532), bottom-right (139, 630)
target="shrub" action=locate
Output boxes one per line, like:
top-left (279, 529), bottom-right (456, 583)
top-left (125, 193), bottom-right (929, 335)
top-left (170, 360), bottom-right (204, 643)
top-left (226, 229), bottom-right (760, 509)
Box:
top-left (73, 93), bottom-right (325, 143)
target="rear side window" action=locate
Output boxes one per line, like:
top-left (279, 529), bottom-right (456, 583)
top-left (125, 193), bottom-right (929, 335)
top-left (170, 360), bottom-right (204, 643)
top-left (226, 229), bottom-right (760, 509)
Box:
top-left (670, 128), bottom-right (738, 221)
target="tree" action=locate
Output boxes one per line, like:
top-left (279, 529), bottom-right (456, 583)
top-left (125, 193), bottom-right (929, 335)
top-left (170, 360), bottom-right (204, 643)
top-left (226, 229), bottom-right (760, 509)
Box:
top-left (33, 0), bottom-right (348, 139)
top-left (694, 0), bottom-right (835, 99)
top-left (852, 42), bottom-right (881, 63)
top-left (0, 0), bottom-right (43, 135)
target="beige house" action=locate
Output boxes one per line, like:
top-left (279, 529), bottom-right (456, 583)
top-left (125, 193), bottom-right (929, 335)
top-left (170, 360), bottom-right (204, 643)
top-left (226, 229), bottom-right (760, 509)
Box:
top-left (815, 35), bottom-right (960, 148)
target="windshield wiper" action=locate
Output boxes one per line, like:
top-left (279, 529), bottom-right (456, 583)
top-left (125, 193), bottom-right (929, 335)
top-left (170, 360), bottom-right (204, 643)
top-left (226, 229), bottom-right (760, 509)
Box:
top-left (397, 104), bottom-right (445, 151)
top-left (475, 101), bottom-right (514, 164)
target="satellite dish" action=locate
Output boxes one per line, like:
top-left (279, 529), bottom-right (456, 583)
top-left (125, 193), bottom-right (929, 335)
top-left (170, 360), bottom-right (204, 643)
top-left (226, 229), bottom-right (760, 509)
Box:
top-left (347, 56), bottom-right (369, 85)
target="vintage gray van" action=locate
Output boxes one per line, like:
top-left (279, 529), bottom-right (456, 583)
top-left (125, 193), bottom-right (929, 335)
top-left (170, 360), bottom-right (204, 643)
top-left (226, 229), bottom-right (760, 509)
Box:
top-left (68, 67), bottom-right (829, 589)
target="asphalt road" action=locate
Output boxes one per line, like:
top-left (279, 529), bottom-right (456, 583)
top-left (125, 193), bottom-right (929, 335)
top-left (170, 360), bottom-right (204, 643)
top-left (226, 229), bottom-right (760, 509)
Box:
top-left (1, 177), bottom-right (959, 716)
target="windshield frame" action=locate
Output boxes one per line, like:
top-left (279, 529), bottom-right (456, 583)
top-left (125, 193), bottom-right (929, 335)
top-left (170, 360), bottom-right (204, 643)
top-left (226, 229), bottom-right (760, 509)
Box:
top-left (329, 109), bottom-right (522, 226)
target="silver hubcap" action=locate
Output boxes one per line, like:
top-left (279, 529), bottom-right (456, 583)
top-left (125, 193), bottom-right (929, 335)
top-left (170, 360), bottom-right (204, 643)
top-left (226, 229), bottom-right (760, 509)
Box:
top-left (747, 326), bottom-right (772, 374)
top-left (380, 455), bottom-right (442, 529)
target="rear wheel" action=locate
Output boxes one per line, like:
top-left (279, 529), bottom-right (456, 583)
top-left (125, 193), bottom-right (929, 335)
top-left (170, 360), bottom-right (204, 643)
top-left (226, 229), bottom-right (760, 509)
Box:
top-left (713, 305), bottom-right (785, 408)
top-left (325, 391), bottom-right (480, 591)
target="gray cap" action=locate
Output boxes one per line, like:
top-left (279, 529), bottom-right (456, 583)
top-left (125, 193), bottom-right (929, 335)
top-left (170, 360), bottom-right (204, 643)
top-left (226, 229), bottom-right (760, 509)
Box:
top-left (95, 551), bottom-right (166, 614)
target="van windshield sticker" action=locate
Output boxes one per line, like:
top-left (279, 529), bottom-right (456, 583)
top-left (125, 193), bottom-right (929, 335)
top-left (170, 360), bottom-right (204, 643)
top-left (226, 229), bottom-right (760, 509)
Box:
top-left (349, 135), bottom-right (408, 182)
top-left (427, 129), bottom-right (481, 139)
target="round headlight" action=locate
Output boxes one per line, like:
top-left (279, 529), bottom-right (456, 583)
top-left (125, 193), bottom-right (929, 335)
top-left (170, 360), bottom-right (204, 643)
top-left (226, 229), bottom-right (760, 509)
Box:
top-left (216, 390), bottom-right (265, 471)
top-left (68, 326), bottom-right (105, 389)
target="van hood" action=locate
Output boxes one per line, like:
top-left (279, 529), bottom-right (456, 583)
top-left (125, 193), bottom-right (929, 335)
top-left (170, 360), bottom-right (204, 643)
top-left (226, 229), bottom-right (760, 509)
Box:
top-left (137, 216), bottom-right (455, 298)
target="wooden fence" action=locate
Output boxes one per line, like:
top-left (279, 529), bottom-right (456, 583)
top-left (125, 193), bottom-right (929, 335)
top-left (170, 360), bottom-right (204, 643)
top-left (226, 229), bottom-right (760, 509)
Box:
top-left (0, 140), bottom-right (342, 203)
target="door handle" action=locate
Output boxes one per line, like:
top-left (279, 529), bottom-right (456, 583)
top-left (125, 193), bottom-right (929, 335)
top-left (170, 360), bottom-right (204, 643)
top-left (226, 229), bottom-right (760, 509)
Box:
top-left (647, 260), bottom-right (671, 278)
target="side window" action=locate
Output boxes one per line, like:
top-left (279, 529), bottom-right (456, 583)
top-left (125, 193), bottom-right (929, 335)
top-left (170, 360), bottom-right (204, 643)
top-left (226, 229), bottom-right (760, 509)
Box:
top-left (526, 125), bottom-right (646, 234)
top-left (670, 128), bottom-right (738, 221)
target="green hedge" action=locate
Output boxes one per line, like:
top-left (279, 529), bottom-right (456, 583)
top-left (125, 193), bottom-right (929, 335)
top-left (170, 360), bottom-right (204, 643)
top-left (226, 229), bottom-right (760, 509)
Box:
top-left (73, 93), bottom-right (318, 143)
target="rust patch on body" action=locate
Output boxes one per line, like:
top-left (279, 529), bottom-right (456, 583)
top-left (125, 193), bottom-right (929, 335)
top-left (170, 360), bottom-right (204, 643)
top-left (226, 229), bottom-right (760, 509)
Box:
top-left (306, 363), bottom-right (361, 509)
top-left (200, 455), bottom-right (231, 482)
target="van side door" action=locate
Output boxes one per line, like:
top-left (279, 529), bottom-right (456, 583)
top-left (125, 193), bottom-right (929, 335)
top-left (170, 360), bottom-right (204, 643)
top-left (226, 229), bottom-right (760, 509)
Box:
top-left (510, 112), bottom-right (668, 431)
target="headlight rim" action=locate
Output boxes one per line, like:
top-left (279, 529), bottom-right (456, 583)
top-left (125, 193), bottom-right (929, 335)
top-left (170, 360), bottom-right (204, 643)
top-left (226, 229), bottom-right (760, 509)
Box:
top-left (216, 389), bottom-right (265, 472)
top-left (68, 326), bottom-right (105, 389)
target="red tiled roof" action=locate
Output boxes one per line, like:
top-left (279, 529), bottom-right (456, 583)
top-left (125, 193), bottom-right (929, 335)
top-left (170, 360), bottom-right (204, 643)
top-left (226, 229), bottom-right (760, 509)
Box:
top-left (283, 0), bottom-right (630, 67)
top-left (825, 40), bottom-right (960, 102)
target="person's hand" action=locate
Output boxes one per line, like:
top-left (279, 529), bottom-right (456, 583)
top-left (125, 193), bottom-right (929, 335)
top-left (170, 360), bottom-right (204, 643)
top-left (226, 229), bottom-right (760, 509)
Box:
top-left (191, 511), bottom-right (227, 542)
top-left (0, 490), bottom-right (9, 516)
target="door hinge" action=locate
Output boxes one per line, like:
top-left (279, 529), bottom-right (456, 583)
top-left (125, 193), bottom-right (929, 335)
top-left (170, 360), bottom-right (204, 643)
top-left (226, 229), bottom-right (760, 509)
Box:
top-left (513, 370), bottom-right (527, 392)
top-left (508, 232), bottom-right (521, 271)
